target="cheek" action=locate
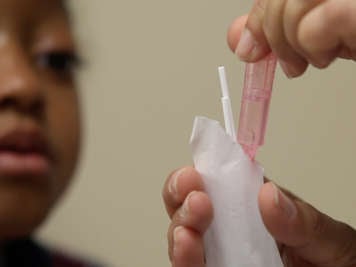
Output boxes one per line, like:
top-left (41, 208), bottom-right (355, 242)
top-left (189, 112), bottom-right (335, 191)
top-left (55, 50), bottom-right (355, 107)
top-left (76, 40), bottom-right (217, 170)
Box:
top-left (46, 88), bottom-right (81, 194)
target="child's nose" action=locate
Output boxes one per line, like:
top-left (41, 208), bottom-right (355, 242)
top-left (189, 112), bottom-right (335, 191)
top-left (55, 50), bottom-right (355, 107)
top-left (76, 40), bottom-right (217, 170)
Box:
top-left (0, 37), bottom-right (43, 116)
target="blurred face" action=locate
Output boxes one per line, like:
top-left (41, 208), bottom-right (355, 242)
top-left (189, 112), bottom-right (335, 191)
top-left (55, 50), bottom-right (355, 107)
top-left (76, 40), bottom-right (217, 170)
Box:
top-left (0, 0), bottom-right (80, 238)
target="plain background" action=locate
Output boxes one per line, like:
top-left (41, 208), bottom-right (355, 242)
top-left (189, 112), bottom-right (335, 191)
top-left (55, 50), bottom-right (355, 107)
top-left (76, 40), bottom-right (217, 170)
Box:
top-left (37, 0), bottom-right (356, 266)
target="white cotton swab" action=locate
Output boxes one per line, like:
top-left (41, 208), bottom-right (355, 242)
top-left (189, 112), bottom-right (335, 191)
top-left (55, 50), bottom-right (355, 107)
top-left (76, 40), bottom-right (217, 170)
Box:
top-left (218, 66), bottom-right (236, 141)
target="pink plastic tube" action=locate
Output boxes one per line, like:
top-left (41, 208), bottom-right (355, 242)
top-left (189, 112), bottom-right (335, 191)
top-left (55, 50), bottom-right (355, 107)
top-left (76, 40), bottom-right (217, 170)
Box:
top-left (237, 54), bottom-right (277, 160)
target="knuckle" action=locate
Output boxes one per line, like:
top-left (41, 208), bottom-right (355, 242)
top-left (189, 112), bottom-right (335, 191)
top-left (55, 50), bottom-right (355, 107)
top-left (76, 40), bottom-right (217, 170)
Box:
top-left (255, 0), bottom-right (267, 11)
top-left (247, 6), bottom-right (265, 37)
top-left (262, 20), bottom-right (283, 54)
top-left (253, 0), bottom-right (267, 19)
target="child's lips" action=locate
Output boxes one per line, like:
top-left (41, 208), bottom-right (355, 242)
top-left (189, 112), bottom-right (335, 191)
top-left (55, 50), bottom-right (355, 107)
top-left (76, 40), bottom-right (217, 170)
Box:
top-left (0, 129), bottom-right (53, 177)
top-left (0, 152), bottom-right (51, 177)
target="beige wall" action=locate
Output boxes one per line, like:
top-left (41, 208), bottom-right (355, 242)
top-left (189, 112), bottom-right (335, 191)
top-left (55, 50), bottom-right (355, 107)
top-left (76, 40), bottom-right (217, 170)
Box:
top-left (38, 0), bottom-right (356, 266)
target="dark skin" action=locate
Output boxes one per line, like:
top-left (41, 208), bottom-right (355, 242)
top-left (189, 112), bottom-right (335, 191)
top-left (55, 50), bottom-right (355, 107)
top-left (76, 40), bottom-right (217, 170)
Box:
top-left (163, 168), bottom-right (356, 267)
top-left (0, 0), bottom-right (80, 239)
top-left (163, 1), bottom-right (356, 266)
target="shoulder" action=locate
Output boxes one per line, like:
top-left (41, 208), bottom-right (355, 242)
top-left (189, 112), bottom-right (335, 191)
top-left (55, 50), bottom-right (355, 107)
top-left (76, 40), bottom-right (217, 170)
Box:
top-left (51, 250), bottom-right (102, 267)
top-left (3, 238), bottom-right (104, 267)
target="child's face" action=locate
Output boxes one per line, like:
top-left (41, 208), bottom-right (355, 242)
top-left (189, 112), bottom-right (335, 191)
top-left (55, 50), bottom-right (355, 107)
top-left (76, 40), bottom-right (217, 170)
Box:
top-left (0, 0), bottom-right (80, 238)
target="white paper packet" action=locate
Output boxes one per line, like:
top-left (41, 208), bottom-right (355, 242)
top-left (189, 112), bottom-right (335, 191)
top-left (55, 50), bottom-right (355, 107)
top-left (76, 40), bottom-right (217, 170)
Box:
top-left (190, 116), bottom-right (283, 267)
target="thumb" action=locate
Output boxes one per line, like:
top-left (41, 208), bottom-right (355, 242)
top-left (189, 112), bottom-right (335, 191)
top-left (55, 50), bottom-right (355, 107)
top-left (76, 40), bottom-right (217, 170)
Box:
top-left (259, 182), bottom-right (356, 267)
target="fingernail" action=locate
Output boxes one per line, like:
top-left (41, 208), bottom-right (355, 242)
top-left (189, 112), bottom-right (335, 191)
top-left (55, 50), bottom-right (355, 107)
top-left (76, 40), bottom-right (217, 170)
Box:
top-left (173, 226), bottom-right (184, 257)
top-left (279, 60), bottom-right (299, 78)
top-left (272, 183), bottom-right (297, 219)
top-left (169, 168), bottom-right (186, 196)
top-left (180, 191), bottom-right (195, 219)
top-left (236, 28), bottom-right (257, 60)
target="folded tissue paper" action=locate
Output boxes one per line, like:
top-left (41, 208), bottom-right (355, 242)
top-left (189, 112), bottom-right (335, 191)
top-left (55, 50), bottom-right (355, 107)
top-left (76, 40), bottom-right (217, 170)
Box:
top-left (190, 116), bottom-right (283, 267)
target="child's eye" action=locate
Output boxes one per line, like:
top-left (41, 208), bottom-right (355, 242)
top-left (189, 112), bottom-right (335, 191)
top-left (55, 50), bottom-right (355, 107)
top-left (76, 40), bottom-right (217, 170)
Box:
top-left (36, 50), bottom-right (81, 75)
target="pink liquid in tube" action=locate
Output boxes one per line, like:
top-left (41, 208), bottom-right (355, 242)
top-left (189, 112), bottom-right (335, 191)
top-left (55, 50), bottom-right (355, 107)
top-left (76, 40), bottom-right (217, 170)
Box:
top-left (238, 54), bottom-right (277, 160)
